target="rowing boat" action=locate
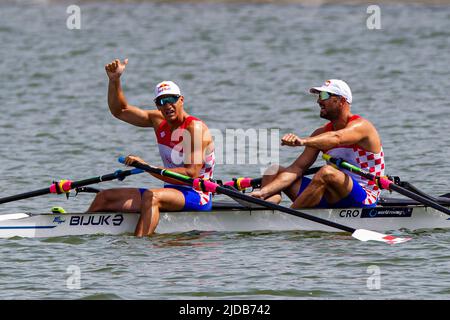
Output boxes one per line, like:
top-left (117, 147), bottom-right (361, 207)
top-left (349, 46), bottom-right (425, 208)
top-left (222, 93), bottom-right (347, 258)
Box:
top-left (1, 196), bottom-right (449, 239)
top-left (1, 157), bottom-right (447, 244)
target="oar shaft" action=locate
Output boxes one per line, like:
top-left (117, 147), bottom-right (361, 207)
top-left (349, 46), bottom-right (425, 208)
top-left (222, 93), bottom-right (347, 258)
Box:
top-left (120, 158), bottom-right (356, 233)
top-left (215, 185), bottom-right (355, 233)
top-left (0, 168), bottom-right (143, 205)
top-left (118, 156), bottom-right (194, 184)
top-left (323, 154), bottom-right (375, 180)
top-left (0, 188), bottom-right (50, 205)
top-left (323, 154), bottom-right (450, 215)
top-left (390, 184), bottom-right (450, 215)
top-left (70, 169), bottom-right (143, 189)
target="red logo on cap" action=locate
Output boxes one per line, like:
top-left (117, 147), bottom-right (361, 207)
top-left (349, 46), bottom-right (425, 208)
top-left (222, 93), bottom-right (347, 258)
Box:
top-left (157, 83), bottom-right (171, 93)
top-left (325, 80), bottom-right (331, 86)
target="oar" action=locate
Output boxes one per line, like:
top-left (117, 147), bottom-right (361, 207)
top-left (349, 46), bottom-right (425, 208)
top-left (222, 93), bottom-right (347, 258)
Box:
top-left (118, 156), bottom-right (411, 244)
top-left (323, 154), bottom-right (450, 216)
top-left (224, 166), bottom-right (322, 190)
top-left (0, 168), bottom-right (144, 205)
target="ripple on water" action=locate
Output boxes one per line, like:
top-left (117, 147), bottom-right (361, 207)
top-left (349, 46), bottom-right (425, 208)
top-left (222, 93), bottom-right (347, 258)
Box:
top-left (80, 293), bottom-right (124, 300)
top-left (40, 236), bottom-right (89, 245)
top-left (169, 289), bottom-right (337, 299)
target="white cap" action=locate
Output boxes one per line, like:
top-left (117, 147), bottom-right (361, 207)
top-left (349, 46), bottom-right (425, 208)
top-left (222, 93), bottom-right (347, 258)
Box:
top-left (310, 79), bottom-right (352, 104)
top-left (154, 81), bottom-right (181, 99)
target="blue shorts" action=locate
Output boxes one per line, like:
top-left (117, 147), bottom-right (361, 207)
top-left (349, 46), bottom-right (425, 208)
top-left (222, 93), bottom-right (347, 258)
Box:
top-left (138, 185), bottom-right (212, 211)
top-left (297, 176), bottom-right (377, 208)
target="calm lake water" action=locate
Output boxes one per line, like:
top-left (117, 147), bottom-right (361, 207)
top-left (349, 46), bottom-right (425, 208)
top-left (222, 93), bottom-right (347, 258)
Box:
top-left (0, 0), bottom-right (449, 300)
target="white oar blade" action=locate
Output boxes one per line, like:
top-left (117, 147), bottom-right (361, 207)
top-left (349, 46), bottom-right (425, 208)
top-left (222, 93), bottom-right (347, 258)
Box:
top-left (0, 213), bottom-right (29, 222)
top-left (352, 229), bottom-right (412, 244)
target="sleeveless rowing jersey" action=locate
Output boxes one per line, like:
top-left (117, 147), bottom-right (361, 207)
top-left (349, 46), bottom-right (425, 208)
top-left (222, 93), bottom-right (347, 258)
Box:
top-left (323, 115), bottom-right (385, 205)
top-left (155, 116), bottom-right (215, 204)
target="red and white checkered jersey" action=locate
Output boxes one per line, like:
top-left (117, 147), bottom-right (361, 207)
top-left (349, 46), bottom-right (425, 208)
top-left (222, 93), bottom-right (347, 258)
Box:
top-left (323, 115), bottom-right (385, 205)
top-left (156, 116), bottom-right (215, 204)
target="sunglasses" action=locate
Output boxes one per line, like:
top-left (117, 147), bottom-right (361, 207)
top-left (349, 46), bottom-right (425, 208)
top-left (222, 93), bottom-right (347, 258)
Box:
top-left (319, 91), bottom-right (340, 101)
top-left (155, 95), bottom-right (180, 106)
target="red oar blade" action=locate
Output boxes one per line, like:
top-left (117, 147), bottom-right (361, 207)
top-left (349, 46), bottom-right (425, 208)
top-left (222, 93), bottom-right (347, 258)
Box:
top-left (352, 229), bottom-right (412, 244)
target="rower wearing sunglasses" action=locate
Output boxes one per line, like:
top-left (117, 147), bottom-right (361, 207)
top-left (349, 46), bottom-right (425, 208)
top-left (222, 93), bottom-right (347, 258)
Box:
top-left (87, 59), bottom-right (215, 237)
top-left (251, 79), bottom-right (385, 209)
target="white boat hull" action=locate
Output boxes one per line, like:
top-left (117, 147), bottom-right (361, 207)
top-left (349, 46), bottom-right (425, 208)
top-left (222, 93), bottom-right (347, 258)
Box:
top-left (1, 201), bottom-right (450, 238)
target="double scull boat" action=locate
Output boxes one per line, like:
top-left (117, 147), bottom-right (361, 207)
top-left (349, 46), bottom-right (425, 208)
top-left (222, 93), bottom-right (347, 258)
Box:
top-left (1, 196), bottom-right (449, 239)
top-left (1, 155), bottom-right (447, 244)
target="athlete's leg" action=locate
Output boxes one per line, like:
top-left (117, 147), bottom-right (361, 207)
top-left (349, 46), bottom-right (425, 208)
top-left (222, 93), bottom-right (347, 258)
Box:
top-left (259, 164), bottom-right (284, 203)
top-left (260, 164), bottom-right (303, 204)
top-left (87, 188), bottom-right (143, 213)
top-left (282, 178), bottom-right (303, 202)
top-left (135, 188), bottom-right (185, 237)
top-left (291, 165), bottom-right (353, 208)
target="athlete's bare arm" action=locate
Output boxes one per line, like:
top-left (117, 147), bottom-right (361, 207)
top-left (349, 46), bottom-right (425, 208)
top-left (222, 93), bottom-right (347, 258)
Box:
top-left (256, 127), bottom-right (325, 199)
top-left (282, 119), bottom-right (381, 153)
top-left (105, 59), bottom-right (164, 128)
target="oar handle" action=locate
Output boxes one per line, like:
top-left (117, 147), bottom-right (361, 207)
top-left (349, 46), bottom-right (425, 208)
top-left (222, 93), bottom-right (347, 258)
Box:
top-left (117, 157), bottom-right (145, 176)
top-left (323, 153), bottom-right (391, 188)
top-left (323, 154), bottom-right (376, 181)
top-left (118, 156), bottom-right (194, 184)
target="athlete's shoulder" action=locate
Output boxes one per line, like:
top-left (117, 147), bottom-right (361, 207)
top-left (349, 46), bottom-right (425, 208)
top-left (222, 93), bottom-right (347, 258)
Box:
top-left (148, 109), bottom-right (165, 128)
top-left (348, 115), bottom-right (378, 131)
top-left (185, 115), bottom-right (210, 130)
top-left (349, 114), bottom-right (372, 124)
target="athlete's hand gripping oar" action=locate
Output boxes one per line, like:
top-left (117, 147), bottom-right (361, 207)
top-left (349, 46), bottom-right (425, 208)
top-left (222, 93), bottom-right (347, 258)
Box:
top-left (0, 168), bottom-right (144, 205)
top-left (323, 154), bottom-right (450, 216)
top-left (119, 156), bottom-right (411, 244)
